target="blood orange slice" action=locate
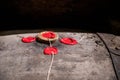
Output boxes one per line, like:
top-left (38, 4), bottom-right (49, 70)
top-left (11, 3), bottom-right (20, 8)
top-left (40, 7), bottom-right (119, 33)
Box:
top-left (60, 38), bottom-right (78, 45)
top-left (37, 31), bottom-right (58, 42)
top-left (22, 36), bottom-right (36, 43)
top-left (44, 47), bottom-right (58, 55)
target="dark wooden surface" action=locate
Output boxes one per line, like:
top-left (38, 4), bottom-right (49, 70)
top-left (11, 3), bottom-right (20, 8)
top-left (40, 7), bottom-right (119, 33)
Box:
top-left (97, 33), bottom-right (120, 80)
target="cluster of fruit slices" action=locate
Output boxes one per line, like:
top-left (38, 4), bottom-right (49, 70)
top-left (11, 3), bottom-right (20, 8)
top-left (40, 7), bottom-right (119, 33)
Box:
top-left (21, 31), bottom-right (78, 55)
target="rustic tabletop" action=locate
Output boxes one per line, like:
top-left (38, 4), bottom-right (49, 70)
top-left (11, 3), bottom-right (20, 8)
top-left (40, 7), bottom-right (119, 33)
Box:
top-left (0, 31), bottom-right (119, 80)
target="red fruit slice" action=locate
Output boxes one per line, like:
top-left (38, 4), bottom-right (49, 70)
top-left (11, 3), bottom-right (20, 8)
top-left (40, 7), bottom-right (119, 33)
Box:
top-left (22, 36), bottom-right (36, 43)
top-left (60, 38), bottom-right (78, 45)
top-left (44, 47), bottom-right (58, 55)
top-left (42, 31), bottom-right (56, 39)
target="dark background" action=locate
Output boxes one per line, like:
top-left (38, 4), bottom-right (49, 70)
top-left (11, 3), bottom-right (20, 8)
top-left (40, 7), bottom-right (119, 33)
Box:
top-left (0, 0), bottom-right (120, 34)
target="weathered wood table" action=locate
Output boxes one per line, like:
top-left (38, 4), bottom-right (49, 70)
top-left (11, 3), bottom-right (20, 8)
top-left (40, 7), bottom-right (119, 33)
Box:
top-left (0, 31), bottom-right (118, 80)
